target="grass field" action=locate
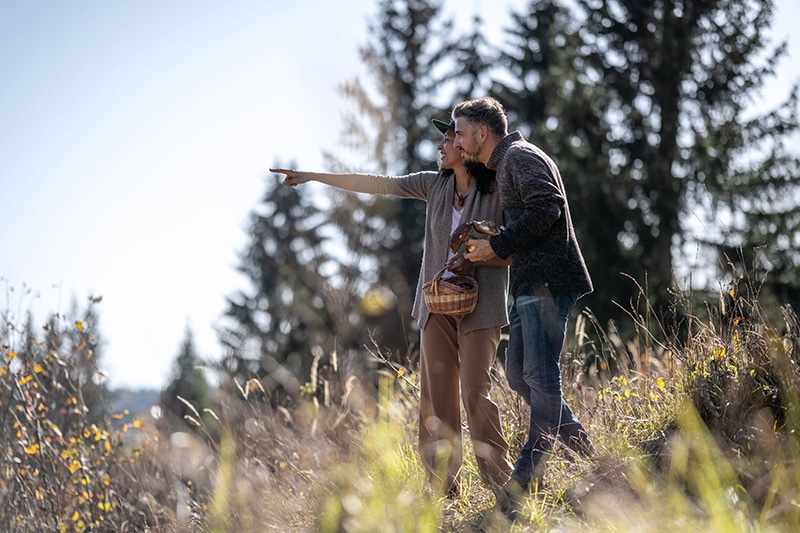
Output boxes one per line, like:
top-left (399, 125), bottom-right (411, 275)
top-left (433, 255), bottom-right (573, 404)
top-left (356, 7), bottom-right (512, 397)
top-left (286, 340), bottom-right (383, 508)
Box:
top-left (3, 282), bottom-right (799, 532)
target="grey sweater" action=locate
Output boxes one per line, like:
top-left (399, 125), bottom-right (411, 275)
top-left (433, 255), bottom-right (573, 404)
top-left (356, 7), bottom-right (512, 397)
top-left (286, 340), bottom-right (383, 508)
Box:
top-left (318, 171), bottom-right (509, 335)
top-left (487, 132), bottom-right (593, 300)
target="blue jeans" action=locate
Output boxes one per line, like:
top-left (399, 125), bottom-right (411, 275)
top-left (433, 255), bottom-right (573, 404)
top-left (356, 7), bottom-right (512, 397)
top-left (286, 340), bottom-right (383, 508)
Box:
top-left (506, 293), bottom-right (592, 488)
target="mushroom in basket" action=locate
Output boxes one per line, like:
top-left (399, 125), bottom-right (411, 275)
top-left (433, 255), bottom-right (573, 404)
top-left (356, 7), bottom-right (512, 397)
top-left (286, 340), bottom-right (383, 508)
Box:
top-left (449, 220), bottom-right (501, 254)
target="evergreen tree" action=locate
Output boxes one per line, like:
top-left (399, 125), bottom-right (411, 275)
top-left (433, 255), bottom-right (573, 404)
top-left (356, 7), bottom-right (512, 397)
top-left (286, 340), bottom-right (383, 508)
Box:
top-left (160, 327), bottom-right (210, 429)
top-left (447, 14), bottom-right (495, 103)
top-left (219, 174), bottom-right (356, 404)
top-left (572, 0), bottom-right (800, 317)
top-left (0, 293), bottom-right (109, 432)
top-left (37, 314), bottom-right (74, 430)
top-left (18, 311), bottom-right (38, 363)
top-left (492, 0), bottom-right (631, 330)
top-left (63, 296), bottom-right (109, 425)
top-left (10, 312), bottom-right (73, 430)
top-left (677, 2), bottom-right (800, 307)
top-left (323, 0), bottom-right (488, 357)
top-left (354, 0), bottom-right (457, 173)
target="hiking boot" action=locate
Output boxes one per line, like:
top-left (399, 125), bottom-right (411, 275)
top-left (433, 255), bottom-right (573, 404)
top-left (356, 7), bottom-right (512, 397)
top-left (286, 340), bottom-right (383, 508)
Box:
top-left (493, 479), bottom-right (526, 521)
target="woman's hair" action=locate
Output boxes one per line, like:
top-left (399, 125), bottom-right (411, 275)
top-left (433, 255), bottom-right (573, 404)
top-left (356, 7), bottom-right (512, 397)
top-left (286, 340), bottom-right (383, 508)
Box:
top-left (441, 163), bottom-right (496, 196)
top-left (452, 96), bottom-right (508, 140)
top-left (466, 161), bottom-right (496, 196)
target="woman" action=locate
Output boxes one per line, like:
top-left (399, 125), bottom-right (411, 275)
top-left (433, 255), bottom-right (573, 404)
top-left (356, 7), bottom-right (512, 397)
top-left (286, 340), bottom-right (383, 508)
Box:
top-left (271, 118), bottom-right (512, 496)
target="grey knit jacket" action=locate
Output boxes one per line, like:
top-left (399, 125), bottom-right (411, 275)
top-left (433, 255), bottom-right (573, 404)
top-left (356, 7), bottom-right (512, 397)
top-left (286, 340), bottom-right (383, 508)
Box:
top-left (329, 171), bottom-right (509, 335)
top-left (487, 131), bottom-right (593, 300)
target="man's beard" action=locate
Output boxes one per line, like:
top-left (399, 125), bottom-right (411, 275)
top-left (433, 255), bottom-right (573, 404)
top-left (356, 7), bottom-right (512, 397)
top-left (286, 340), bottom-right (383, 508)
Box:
top-left (459, 148), bottom-right (480, 164)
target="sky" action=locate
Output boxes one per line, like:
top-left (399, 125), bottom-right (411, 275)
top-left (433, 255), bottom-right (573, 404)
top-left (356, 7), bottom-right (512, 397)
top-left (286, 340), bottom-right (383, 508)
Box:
top-left (1, 0), bottom-right (798, 391)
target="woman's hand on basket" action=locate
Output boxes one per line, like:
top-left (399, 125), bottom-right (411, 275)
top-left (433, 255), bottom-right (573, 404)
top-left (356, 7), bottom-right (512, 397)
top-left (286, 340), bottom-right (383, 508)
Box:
top-left (445, 253), bottom-right (472, 275)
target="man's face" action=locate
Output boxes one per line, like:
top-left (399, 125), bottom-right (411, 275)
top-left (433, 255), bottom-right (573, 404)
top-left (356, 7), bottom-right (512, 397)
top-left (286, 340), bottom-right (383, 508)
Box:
top-left (453, 117), bottom-right (482, 164)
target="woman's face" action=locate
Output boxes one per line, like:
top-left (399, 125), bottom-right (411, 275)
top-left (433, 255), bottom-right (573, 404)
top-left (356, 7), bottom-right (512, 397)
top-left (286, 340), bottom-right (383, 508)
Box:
top-left (437, 130), bottom-right (463, 171)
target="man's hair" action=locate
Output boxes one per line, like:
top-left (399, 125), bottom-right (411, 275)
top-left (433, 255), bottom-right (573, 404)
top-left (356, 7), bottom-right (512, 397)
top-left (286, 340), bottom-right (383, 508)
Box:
top-left (452, 97), bottom-right (508, 140)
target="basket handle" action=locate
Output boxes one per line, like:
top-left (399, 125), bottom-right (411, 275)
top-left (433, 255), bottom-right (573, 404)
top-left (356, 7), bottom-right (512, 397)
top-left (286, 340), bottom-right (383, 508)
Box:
top-left (431, 266), bottom-right (449, 297)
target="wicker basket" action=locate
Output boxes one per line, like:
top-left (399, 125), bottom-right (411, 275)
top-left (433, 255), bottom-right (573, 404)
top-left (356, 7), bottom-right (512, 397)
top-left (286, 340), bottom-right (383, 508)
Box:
top-left (422, 267), bottom-right (479, 316)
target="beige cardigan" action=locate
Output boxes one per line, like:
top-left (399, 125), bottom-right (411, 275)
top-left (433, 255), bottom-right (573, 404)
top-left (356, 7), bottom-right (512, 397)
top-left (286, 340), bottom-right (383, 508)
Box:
top-left (301, 170), bottom-right (509, 335)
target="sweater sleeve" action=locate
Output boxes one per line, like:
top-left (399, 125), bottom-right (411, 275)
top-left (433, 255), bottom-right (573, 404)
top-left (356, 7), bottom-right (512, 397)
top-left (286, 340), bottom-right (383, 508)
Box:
top-left (489, 147), bottom-right (563, 257)
top-left (297, 171), bottom-right (437, 200)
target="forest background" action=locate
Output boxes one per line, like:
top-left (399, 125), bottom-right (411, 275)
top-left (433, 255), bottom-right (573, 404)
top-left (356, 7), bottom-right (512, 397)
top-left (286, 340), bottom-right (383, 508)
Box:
top-left (214, 0), bottom-right (800, 403)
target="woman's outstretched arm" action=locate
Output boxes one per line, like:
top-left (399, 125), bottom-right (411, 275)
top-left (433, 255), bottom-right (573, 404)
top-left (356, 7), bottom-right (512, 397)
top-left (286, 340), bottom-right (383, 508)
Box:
top-left (271, 168), bottom-right (369, 193)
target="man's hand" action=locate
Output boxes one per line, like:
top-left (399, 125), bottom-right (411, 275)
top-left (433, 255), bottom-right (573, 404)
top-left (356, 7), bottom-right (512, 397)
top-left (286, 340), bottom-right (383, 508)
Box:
top-left (463, 239), bottom-right (498, 262)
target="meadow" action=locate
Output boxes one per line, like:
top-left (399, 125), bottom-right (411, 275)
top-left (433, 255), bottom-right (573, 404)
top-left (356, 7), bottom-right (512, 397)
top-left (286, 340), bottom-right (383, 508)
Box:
top-left (2, 276), bottom-right (800, 532)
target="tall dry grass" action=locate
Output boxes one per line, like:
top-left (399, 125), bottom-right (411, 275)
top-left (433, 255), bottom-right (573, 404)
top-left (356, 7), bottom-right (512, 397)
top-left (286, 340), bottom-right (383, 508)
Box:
top-left (3, 273), bottom-right (800, 532)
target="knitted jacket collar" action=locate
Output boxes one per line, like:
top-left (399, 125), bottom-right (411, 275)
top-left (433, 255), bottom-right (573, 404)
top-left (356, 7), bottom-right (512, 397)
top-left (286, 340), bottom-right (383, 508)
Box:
top-left (487, 131), bottom-right (524, 171)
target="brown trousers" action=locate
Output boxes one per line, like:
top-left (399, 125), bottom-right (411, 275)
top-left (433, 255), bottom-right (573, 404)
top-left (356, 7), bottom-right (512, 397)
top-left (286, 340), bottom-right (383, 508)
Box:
top-left (418, 313), bottom-right (512, 493)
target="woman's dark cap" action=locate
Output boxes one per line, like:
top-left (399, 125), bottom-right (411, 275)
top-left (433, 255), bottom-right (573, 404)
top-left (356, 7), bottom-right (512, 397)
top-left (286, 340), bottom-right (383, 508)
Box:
top-left (432, 118), bottom-right (455, 134)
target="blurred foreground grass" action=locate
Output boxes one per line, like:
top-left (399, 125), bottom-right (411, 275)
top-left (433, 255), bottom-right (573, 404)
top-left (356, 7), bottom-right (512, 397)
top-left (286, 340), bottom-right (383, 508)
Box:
top-left (2, 282), bottom-right (800, 532)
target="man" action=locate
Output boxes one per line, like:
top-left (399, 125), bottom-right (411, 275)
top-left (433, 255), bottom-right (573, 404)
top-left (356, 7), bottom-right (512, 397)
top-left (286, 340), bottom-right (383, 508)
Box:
top-left (455, 96), bottom-right (594, 512)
